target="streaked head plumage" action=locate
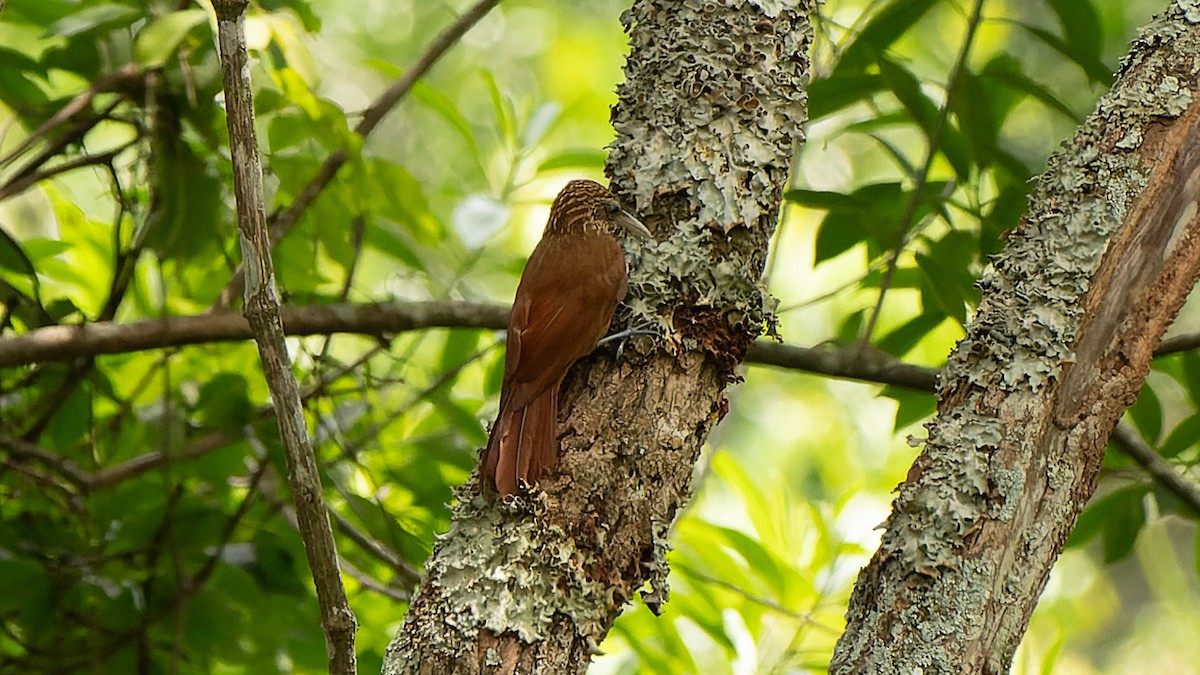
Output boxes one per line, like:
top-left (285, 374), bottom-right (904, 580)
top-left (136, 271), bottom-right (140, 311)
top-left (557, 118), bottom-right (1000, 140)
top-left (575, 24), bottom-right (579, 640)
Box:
top-left (545, 179), bottom-right (652, 239)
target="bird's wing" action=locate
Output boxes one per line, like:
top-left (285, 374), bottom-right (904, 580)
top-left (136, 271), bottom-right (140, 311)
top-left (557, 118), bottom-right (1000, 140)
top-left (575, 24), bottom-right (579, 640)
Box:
top-left (502, 235), bottom-right (625, 410)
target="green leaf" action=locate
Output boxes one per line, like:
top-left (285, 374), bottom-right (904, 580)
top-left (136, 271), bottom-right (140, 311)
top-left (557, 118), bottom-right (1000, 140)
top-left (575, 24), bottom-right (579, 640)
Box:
top-left (812, 182), bottom-right (913, 264)
top-left (1180, 352), bottom-right (1200, 407)
top-left (916, 253), bottom-right (968, 325)
top-left (1100, 488), bottom-right (1147, 562)
top-left (837, 309), bottom-right (865, 343)
top-left (481, 70), bottom-right (515, 146)
top-left (836, 0), bottom-right (940, 74)
top-left (712, 453), bottom-right (782, 550)
top-left (134, 9), bottom-right (209, 68)
top-left (1159, 413), bottom-right (1200, 459)
top-left (1067, 485), bottom-right (1145, 550)
top-left (249, 530), bottom-right (309, 596)
top-left (877, 55), bottom-right (971, 180)
top-left (44, 3), bottom-right (140, 38)
top-left (807, 73), bottom-right (885, 120)
top-left (6, 0), bottom-right (76, 27)
top-left (521, 102), bottom-right (561, 149)
top-left (713, 526), bottom-right (785, 597)
top-left (0, 225), bottom-right (40, 300)
top-left (950, 69), bottom-right (1000, 168)
top-left (1126, 384), bottom-right (1163, 445)
top-left (783, 189), bottom-right (866, 211)
top-left (1045, 0), bottom-right (1103, 70)
top-left (259, 0), bottom-right (323, 32)
top-left (537, 149), bottom-right (607, 172)
top-left (1196, 529), bottom-right (1200, 578)
top-left (877, 312), bottom-right (946, 357)
top-left (883, 385), bottom-right (936, 431)
top-left (1016, 22), bottom-right (1111, 85)
top-left (980, 56), bottom-right (1078, 121)
top-left (43, 379), bottom-right (92, 452)
top-left (413, 82), bottom-right (480, 159)
top-left (195, 373), bottom-right (253, 429)
top-left (0, 558), bottom-right (51, 616)
top-left (814, 209), bottom-right (868, 264)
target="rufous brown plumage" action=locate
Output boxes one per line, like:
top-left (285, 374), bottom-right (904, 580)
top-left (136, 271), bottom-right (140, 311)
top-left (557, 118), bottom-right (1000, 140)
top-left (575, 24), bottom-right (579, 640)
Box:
top-left (481, 179), bottom-right (651, 497)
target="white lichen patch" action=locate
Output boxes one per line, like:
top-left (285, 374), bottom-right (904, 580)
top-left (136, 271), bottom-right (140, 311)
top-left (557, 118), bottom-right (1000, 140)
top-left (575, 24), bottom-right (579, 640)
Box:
top-left (432, 493), bottom-right (612, 646)
top-left (608, 1), bottom-right (813, 348)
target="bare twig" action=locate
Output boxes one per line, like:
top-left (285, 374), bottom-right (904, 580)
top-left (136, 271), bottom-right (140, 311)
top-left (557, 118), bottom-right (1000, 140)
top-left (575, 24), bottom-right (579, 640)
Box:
top-left (748, 341), bottom-right (938, 391)
top-left (341, 560), bottom-right (412, 602)
top-left (1155, 330), bottom-right (1200, 355)
top-left (0, 143), bottom-right (132, 201)
top-left (0, 98), bottom-right (125, 200)
top-left (328, 508), bottom-right (422, 585)
top-left (0, 301), bottom-right (507, 367)
top-left (214, 0), bottom-right (503, 308)
top-left (0, 64), bottom-right (140, 170)
top-left (213, 2), bottom-right (356, 672)
top-left (1110, 422), bottom-right (1200, 517)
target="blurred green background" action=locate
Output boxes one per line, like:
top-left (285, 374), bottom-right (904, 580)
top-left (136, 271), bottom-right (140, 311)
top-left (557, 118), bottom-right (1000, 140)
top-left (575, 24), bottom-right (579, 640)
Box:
top-left (0, 0), bottom-right (1196, 673)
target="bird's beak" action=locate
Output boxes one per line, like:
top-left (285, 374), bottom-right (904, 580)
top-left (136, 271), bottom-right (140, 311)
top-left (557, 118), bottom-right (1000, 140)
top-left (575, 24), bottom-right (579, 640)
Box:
top-left (615, 210), bottom-right (653, 239)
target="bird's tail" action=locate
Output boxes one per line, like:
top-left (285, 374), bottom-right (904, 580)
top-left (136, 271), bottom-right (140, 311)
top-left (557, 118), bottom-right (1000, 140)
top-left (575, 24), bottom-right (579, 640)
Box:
top-left (481, 386), bottom-right (559, 497)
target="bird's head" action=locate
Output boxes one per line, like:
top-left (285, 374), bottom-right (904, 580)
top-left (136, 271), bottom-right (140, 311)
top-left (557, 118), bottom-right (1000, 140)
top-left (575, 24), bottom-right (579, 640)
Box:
top-left (547, 179), bottom-right (652, 239)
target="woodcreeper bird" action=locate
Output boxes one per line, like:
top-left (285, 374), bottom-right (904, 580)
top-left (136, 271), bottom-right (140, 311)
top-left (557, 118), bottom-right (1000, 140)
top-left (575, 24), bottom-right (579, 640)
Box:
top-left (480, 179), bottom-right (651, 497)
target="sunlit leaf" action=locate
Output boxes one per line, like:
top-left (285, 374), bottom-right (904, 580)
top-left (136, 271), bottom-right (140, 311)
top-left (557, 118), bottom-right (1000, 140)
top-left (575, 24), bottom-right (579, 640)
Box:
top-left (835, 0), bottom-right (940, 74)
top-left (1159, 413), bottom-right (1200, 459)
top-left (537, 148), bottom-right (607, 172)
top-left (44, 3), bottom-right (139, 38)
top-left (1045, 0), bottom-right (1103, 70)
top-left (134, 9), bottom-right (209, 68)
top-left (1015, 22), bottom-right (1111, 85)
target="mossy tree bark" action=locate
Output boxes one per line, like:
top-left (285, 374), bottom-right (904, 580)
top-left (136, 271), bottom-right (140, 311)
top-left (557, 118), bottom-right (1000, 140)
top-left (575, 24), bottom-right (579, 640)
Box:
top-left (832, 4), bottom-right (1200, 672)
top-left (382, 1), bottom-right (812, 672)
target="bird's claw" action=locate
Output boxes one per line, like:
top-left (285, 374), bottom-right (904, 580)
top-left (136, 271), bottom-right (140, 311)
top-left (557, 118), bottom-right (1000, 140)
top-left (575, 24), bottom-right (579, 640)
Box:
top-left (599, 320), bottom-right (658, 360)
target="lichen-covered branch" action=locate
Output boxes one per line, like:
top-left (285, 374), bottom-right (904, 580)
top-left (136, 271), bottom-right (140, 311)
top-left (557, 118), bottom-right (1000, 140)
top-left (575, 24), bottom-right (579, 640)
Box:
top-left (383, 1), bottom-right (812, 672)
top-left (832, 3), bottom-right (1200, 672)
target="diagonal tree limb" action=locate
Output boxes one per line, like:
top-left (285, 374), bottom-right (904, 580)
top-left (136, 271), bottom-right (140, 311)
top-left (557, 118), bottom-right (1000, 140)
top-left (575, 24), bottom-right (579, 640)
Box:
top-left (212, 2), bottom-right (356, 672)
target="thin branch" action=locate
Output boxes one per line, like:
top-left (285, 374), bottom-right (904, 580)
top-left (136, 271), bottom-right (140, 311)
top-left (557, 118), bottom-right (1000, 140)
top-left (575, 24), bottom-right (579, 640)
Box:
top-left (0, 301), bottom-right (507, 367)
top-left (0, 64), bottom-right (140, 170)
top-left (0, 98), bottom-right (125, 201)
top-left (89, 430), bottom-right (235, 490)
top-left (748, 341), bottom-right (938, 391)
top-left (0, 435), bottom-right (91, 488)
top-left (213, 2), bottom-right (356, 672)
top-left (214, 0), bottom-right (503, 308)
top-left (340, 559), bottom-right (411, 602)
top-left (0, 301), bottom-right (945, 392)
top-left (1110, 422), bottom-right (1200, 518)
top-left (0, 143), bottom-right (132, 201)
top-left (1155, 330), bottom-right (1200, 355)
top-left (328, 508), bottom-right (422, 586)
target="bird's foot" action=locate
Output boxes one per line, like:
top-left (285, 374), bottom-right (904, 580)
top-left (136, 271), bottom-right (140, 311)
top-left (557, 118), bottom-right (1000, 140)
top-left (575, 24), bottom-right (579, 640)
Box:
top-left (599, 321), bottom-right (658, 360)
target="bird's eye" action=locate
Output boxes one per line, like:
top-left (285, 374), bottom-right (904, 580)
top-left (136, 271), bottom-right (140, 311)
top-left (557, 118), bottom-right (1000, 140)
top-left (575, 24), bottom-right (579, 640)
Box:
top-left (604, 201), bottom-right (621, 216)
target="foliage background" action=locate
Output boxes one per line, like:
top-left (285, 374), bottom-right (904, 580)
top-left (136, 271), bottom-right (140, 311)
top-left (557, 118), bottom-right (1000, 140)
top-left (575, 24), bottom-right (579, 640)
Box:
top-left (0, 0), bottom-right (1197, 673)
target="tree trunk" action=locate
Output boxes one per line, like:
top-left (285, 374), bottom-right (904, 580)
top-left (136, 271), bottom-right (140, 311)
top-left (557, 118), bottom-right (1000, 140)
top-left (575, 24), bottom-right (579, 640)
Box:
top-left (381, 1), bottom-right (812, 672)
top-left (832, 4), bottom-right (1200, 672)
